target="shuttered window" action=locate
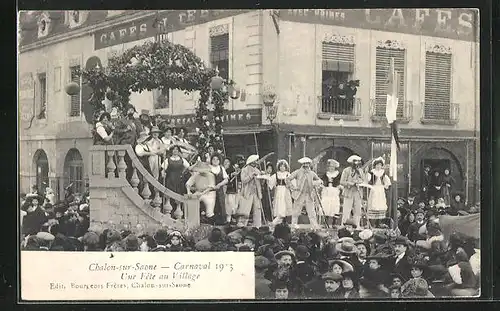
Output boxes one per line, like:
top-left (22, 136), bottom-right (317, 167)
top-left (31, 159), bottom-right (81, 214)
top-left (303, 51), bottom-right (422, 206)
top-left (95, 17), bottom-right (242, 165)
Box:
top-left (210, 34), bottom-right (229, 80)
top-left (322, 42), bottom-right (355, 72)
top-left (69, 65), bottom-right (81, 117)
top-left (38, 73), bottom-right (47, 119)
top-left (424, 52), bottom-right (452, 120)
top-left (374, 47), bottom-right (405, 117)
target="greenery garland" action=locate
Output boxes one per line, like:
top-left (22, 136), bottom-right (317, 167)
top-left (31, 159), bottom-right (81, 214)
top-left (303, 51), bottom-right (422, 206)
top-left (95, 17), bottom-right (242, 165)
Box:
top-left (77, 40), bottom-right (234, 157)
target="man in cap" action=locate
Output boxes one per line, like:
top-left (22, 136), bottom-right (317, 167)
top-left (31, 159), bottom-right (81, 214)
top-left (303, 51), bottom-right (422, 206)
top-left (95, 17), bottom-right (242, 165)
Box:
top-left (286, 157), bottom-right (323, 228)
top-left (36, 232), bottom-right (55, 251)
top-left (340, 155), bottom-right (366, 228)
top-left (236, 154), bottom-right (265, 227)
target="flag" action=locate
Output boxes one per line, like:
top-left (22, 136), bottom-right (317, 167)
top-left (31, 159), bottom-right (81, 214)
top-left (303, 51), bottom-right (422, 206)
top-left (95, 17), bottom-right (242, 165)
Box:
top-left (385, 58), bottom-right (401, 180)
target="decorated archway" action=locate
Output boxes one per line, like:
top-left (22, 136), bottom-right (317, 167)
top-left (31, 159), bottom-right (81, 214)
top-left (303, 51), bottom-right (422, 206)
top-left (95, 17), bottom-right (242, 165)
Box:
top-left (77, 40), bottom-right (240, 155)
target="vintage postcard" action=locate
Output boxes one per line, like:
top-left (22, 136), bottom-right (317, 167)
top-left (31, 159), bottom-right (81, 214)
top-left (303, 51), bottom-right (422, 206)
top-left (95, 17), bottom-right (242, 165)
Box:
top-left (18, 9), bottom-right (480, 301)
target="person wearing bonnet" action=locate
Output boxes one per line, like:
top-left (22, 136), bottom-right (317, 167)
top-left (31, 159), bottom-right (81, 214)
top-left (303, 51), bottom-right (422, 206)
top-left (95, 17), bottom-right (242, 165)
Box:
top-left (167, 230), bottom-right (185, 251)
top-left (319, 159), bottom-right (343, 227)
top-left (366, 157), bottom-right (392, 228)
top-left (259, 159), bottom-right (293, 226)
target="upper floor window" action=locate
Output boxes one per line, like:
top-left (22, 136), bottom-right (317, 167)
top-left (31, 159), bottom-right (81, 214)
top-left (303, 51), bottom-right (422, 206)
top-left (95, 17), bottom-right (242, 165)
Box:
top-left (37, 73), bottom-right (47, 119)
top-left (321, 37), bottom-right (356, 115)
top-left (210, 27), bottom-right (229, 81)
top-left (423, 45), bottom-right (454, 121)
top-left (153, 88), bottom-right (170, 110)
top-left (66, 11), bottom-right (88, 29)
top-left (69, 66), bottom-right (81, 117)
top-left (37, 12), bottom-right (51, 38)
top-left (374, 41), bottom-right (406, 118)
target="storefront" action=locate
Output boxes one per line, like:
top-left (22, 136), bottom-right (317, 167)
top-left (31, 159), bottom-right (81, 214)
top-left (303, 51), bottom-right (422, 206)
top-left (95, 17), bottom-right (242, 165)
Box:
top-left (161, 108), bottom-right (275, 162)
top-left (275, 124), bottom-right (479, 203)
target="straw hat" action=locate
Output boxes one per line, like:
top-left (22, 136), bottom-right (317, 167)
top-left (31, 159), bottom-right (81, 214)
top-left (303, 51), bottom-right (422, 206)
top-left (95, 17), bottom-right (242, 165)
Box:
top-left (246, 154), bottom-right (259, 165)
top-left (347, 155), bottom-right (362, 163)
top-left (328, 259), bottom-right (354, 272)
top-left (298, 157), bottom-right (312, 164)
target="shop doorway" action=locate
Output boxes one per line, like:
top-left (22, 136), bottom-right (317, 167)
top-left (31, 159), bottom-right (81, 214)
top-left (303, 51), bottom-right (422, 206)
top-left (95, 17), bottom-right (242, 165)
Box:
top-left (33, 149), bottom-right (49, 194)
top-left (421, 159), bottom-right (451, 177)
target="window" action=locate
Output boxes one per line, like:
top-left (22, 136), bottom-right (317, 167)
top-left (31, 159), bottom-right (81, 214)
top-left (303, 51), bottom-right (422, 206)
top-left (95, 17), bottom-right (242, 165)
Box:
top-left (424, 51), bottom-right (452, 120)
top-left (154, 88), bottom-right (170, 109)
top-left (64, 149), bottom-right (84, 195)
top-left (210, 33), bottom-right (229, 80)
top-left (374, 47), bottom-right (405, 117)
top-left (69, 65), bottom-right (81, 117)
top-left (37, 73), bottom-right (47, 119)
top-left (321, 41), bottom-right (355, 115)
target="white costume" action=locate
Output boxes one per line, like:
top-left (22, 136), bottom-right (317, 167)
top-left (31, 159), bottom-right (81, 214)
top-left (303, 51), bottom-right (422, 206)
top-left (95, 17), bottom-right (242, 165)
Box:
top-left (366, 160), bottom-right (391, 220)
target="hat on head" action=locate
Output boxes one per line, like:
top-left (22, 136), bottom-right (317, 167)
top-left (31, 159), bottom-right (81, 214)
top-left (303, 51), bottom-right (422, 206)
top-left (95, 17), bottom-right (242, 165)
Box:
top-left (153, 229), bottom-right (169, 244)
top-left (295, 245), bottom-right (311, 259)
top-left (335, 240), bottom-right (358, 255)
top-left (246, 154), bottom-right (259, 165)
top-left (401, 278), bottom-right (434, 298)
top-left (347, 155), bottom-right (362, 163)
top-left (414, 208), bottom-right (425, 215)
top-left (394, 236), bottom-right (410, 247)
top-left (409, 255), bottom-right (429, 271)
top-left (275, 250), bottom-right (295, 261)
top-left (255, 256), bottom-right (271, 269)
top-left (359, 229), bottom-right (373, 241)
top-left (82, 232), bottom-right (100, 246)
top-left (341, 270), bottom-right (359, 284)
top-left (354, 240), bottom-right (371, 256)
top-left (343, 218), bottom-right (357, 228)
top-left (328, 259), bottom-right (354, 272)
top-left (276, 159), bottom-right (290, 170)
top-left (124, 234), bottom-right (139, 251)
top-left (372, 157), bottom-right (385, 167)
top-left (298, 157), bottom-right (312, 164)
top-left (150, 126), bottom-right (162, 134)
top-left (36, 232), bottom-right (55, 242)
top-left (169, 230), bottom-right (183, 239)
top-left (322, 272), bottom-right (343, 281)
top-left (326, 159), bottom-right (340, 168)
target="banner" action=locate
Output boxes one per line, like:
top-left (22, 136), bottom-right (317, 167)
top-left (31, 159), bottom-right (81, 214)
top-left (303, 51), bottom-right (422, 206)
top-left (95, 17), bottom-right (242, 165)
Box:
top-left (280, 9), bottom-right (478, 42)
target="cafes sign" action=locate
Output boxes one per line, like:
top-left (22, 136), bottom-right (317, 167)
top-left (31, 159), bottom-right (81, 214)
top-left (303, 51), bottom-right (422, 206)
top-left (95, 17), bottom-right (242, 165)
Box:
top-left (160, 109), bottom-right (262, 131)
top-left (19, 73), bottom-right (35, 129)
top-left (280, 9), bottom-right (478, 42)
top-left (94, 10), bottom-right (251, 50)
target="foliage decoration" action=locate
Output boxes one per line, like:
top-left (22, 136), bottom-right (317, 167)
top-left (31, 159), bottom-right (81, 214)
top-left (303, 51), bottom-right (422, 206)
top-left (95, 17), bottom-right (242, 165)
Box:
top-left (77, 40), bottom-right (235, 156)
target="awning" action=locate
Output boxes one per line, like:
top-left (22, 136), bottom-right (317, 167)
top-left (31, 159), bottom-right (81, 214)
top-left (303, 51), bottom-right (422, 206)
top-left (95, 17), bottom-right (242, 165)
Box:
top-left (188, 127), bottom-right (272, 136)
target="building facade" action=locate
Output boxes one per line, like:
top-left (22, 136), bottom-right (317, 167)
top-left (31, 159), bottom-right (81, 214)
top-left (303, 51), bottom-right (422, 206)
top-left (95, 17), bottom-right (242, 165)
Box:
top-left (18, 9), bottom-right (480, 202)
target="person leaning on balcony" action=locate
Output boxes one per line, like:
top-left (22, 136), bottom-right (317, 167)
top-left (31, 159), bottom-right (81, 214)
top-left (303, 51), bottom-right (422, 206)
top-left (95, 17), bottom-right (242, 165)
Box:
top-left (340, 155), bottom-right (366, 228)
top-left (93, 112), bottom-right (115, 145)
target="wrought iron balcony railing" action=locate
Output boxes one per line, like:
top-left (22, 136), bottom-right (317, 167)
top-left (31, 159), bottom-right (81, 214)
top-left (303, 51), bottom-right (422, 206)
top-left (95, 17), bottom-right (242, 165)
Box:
top-left (317, 96), bottom-right (361, 121)
top-left (369, 98), bottom-right (413, 123)
top-left (420, 102), bottom-right (460, 125)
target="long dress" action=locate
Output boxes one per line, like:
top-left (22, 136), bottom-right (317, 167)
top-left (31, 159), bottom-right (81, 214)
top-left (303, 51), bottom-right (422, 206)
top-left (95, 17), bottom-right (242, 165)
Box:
top-left (146, 137), bottom-right (164, 180)
top-left (261, 174), bottom-right (274, 222)
top-left (211, 165), bottom-right (228, 225)
top-left (441, 174), bottom-right (455, 207)
top-left (267, 172), bottom-right (293, 218)
top-left (320, 171), bottom-right (341, 216)
top-left (367, 169), bottom-right (391, 220)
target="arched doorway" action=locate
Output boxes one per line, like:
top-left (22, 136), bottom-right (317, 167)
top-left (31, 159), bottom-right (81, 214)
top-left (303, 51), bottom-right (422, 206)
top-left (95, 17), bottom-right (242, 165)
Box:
top-left (64, 148), bottom-right (84, 195)
top-left (315, 146), bottom-right (355, 175)
top-left (412, 146), bottom-right (464, 195)
top-left (33, 149), bottom-right (49, 193)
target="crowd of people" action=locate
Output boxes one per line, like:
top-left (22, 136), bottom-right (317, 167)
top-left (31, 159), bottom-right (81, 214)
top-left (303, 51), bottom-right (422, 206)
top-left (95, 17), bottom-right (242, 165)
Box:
top-left (19, 105), bottom-right (481, 299)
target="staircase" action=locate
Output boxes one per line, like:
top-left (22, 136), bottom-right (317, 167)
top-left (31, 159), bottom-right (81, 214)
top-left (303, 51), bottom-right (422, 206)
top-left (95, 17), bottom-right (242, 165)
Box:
top-left (88, 145), bottom-right (200, 233)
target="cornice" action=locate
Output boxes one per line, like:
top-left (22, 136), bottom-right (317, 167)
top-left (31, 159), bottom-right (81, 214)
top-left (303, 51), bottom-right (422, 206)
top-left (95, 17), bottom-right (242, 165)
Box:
top-left (19, 11), bottom-right (158, 53)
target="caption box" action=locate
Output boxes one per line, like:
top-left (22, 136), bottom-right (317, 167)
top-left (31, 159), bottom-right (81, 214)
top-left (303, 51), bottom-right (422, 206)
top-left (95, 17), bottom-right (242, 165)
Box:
top-left (21, 251), bottom-right (255, 300)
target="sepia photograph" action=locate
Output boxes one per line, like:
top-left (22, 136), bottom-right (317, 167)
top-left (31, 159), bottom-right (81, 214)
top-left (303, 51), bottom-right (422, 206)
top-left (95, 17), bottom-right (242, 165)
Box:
top-left (18, 8), bottom-right (480, 300)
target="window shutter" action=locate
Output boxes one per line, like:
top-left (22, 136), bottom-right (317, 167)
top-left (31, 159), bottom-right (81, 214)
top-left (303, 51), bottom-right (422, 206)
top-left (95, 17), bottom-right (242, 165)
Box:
top-left (70, 66), bottom-right (81, 117)
top-left (322, 43), bottom-right (355, 72)
top-left (424, 52), bottom-right (452, 120)
top-left (375, 48), bottom-right (405, 117)
top-left (210, 34), bottom-right (229, 62)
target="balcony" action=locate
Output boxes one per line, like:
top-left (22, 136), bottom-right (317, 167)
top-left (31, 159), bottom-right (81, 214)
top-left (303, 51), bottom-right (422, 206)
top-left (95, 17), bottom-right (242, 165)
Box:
top-left (316, 96), bottom-right (361, 121)
top-left (420, 102), bottom-right (459, 125)
top-left (370, 98), bottom-right (413, 123)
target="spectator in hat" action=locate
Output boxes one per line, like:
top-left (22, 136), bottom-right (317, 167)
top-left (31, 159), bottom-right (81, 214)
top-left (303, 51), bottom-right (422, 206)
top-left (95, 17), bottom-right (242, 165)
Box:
top-left (391, 236), bottom-right (412, 281)
top-left (36, 232), bottom-right (55, 251)
top-left (361, 251), bottom-right (392, 298)
top-left (312, 272), bottom-right (343, 298)
top-left (337, 219), bottom-right (357, 239)
top-left (82, 232), bottom-right (101, 251)
top-left (450, 192), bottom-right (466, 216)
top-left (93, 112), bottom-right (115, 145)
top-left (401, 278), bottom-right (435, 298)
top-left (167, 231), bottom-right (185, 251)
top-left (123, 234), bottom-right (139, 252)
top-left (290, 245), bottom-right (316, 288)
top-left (150, 229), bottom-right (169, 252)
top-left (339, 270), bottom-right (360, 298)
top-left (354, 240), bottom-right (370, 274)
top-left (22, 196), bottom-right (48, 236)
top-left (255, 256), bottom-right (273, 299)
